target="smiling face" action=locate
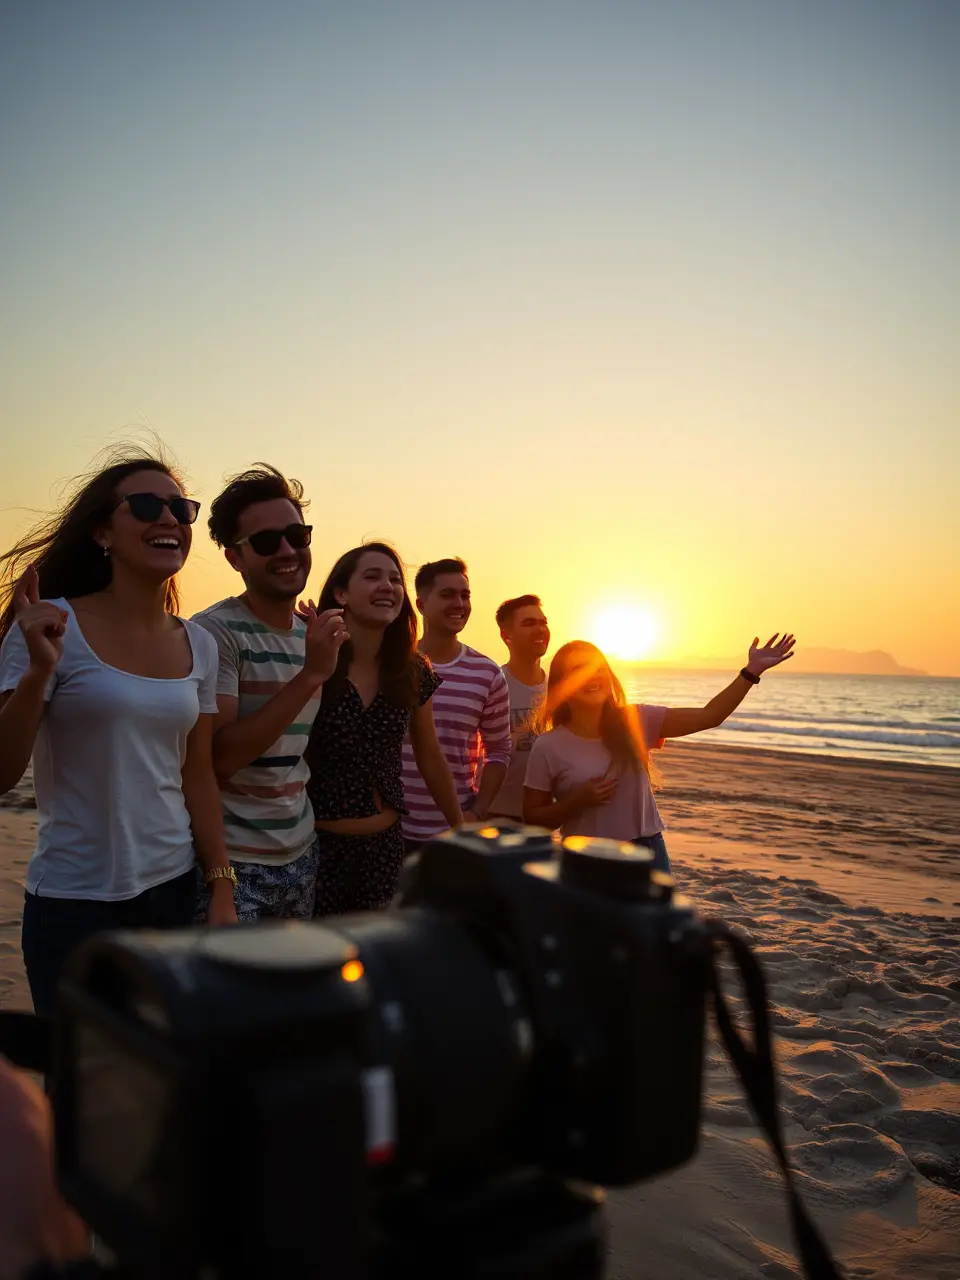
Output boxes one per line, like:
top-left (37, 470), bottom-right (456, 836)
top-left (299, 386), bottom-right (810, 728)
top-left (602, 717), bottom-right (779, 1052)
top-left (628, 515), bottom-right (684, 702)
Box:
top-left (418, 571), bottom-right (471, 637)
top-left (553, 646), bottom-right (615, 712)
top-left (335, 550), bottom-right (405, 629)
top-left (501, 603), bottom-right (550, 662)
top-left (98, 468), bottom-right (193, 585)
top-left (227, 497), bottom-right (311, 600)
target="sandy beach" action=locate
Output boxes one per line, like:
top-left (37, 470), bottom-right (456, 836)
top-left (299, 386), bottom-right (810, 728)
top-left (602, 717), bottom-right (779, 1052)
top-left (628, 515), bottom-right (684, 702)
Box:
top-left (1, 742), bottom-right (958, 1278)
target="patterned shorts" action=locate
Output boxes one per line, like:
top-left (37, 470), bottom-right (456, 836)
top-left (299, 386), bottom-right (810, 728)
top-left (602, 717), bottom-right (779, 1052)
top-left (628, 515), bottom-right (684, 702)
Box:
top-left (195, 837), bottom-right (321, 924)
top-left (313, 822), bottom-right (405, 917)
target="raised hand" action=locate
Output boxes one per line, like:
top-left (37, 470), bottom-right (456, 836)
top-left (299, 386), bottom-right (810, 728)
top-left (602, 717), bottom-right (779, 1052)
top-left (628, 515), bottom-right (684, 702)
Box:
top-left (746, 633), bottom-right (796, 675)
top-left (297, 599), bottom-right (349, 684)
top-left (13, 566), bottom-right (66, 676)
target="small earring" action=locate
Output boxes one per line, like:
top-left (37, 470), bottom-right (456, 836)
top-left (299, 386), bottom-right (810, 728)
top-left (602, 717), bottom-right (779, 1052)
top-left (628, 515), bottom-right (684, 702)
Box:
top-left (101, 544), bottom-right (110, 557)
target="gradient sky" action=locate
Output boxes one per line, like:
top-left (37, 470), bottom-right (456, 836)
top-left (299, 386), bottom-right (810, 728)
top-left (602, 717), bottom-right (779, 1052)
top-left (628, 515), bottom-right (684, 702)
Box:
top-left (1, 1), bottom-right (957, 674)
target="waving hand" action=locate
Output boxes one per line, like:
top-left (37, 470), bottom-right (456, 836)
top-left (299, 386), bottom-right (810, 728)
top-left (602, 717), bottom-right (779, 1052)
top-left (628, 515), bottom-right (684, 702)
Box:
top-left (746, 633), bottom-right (796, 675)
top-left (13, 567), bottom-right (66, 676)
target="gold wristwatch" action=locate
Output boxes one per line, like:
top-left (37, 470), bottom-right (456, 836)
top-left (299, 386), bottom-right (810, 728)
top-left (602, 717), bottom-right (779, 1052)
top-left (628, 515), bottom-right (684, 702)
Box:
top-left (204, 866), bottom-right (238, 889)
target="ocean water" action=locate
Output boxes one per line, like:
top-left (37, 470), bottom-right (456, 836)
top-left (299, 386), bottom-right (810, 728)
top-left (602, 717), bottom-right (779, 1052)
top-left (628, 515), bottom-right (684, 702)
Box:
top-left (619, 671), bottom-right (960, 770)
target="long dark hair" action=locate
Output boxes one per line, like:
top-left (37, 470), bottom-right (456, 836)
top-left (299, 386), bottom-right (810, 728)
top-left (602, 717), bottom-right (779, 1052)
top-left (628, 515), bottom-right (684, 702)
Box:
top-left (533, 640), bottom-right (652, 778)
top-left (0, 444), bottom-right (185, 641)
top-left (318, 542), bottom-right (421, 709)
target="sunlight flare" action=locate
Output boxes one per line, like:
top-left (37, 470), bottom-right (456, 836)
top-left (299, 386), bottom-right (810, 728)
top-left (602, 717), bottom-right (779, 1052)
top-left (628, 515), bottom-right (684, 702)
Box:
top-left (589, 604), bottom-right (660, 662)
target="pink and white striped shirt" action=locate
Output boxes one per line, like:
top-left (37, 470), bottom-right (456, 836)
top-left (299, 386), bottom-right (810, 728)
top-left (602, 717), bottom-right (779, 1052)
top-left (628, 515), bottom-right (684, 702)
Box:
top-left (401, 644), bottom-right (512, 842)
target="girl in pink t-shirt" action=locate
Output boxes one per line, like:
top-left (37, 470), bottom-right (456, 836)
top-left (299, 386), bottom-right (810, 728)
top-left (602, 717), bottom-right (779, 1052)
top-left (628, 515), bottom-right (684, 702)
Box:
top-left (523, 635), bottom-right (795, 872)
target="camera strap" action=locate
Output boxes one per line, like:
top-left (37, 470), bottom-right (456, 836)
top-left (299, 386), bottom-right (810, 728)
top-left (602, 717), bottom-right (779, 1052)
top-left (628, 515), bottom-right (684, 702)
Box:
top-left (705, 919), bottom-right (843, 1280)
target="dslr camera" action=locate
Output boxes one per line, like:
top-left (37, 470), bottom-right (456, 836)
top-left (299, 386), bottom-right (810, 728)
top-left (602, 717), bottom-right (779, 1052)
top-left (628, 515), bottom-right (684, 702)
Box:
top-left (33, 824), bottom-right (837, 1279)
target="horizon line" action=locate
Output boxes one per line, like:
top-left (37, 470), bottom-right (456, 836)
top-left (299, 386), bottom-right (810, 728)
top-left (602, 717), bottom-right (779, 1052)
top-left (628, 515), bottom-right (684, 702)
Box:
top-left (612, 662), bottom-right (957, 680)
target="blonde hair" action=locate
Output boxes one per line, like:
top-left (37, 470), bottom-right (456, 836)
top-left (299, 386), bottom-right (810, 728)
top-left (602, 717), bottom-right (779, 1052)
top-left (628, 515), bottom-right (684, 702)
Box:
top-left (533, 640), bottom-right (656, 781)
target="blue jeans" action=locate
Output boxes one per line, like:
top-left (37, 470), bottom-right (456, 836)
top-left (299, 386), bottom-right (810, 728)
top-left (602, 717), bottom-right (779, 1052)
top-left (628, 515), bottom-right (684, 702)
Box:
top-left (21, 868), bottom-right (197, 1016)
top-left (632, 832), bottom-right (672, 874)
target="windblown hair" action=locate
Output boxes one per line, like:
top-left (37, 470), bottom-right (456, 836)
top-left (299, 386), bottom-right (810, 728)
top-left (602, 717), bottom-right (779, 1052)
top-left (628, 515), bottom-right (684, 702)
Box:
top-left (414, 557), bottom-right (467, 596)
top-left (318, 542), bottom-right (422, 709)
top-left (496, 593), bottom-right (542, 630)
top-left (208, 464), bottom-right (307, 548)
top-left (533, 640), bottom-right (652, 779)
top-left (0, 444), bottom-right (184, 641)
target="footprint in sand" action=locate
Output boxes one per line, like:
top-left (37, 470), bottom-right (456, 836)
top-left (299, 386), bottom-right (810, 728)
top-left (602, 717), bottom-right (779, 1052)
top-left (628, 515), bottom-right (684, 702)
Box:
top-left (703, 1093), bottom-right (754, 1128)
top-left (873, 1109), bottom-right (960, 1192)
top-left (780, 1046), bottom-right (901, 1125)
top-left (879, 1059), bottom-right (936, 1085)
top-left (790, 1123), bottom-right (914, 1205)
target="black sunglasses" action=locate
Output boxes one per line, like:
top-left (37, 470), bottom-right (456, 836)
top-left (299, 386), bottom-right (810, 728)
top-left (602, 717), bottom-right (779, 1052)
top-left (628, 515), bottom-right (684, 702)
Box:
top-left (234, 523), bottom-right (313, 557)
top-left (113, 493), bottom-right (201, 525)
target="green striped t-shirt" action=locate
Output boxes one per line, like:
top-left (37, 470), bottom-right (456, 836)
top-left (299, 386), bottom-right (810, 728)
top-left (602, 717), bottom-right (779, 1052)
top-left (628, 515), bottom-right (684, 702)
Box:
top-left (191, 596), bottom-right (321, 865)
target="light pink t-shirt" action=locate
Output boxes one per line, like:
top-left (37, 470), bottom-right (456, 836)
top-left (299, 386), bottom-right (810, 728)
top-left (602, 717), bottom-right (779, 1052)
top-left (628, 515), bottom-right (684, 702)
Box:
top-left (523, 705), bottom-right (667, 840)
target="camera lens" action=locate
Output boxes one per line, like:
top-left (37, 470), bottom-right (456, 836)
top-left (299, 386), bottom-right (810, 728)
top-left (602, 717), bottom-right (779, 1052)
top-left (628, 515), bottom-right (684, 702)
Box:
top-left (559, 837), bottom-right (673, 903)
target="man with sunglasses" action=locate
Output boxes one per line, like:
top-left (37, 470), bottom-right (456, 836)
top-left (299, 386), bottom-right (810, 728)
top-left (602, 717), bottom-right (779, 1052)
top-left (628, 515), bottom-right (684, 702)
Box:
top-left (192, 465), bottom-right (347, 921)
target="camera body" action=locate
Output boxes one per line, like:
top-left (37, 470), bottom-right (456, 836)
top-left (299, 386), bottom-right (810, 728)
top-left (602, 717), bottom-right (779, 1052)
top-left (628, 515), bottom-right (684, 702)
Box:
top-left (52, 825), bottom-right (710, 1277)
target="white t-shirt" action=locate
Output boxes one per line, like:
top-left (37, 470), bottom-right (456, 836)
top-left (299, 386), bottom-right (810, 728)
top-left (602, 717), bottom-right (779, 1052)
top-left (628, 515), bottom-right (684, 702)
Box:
top-left (0, 600), bottom-right (219, 900)
top-left (490, 667), bottom-right (547, 819)
top-left (523, 706), bottom-right (667, 840)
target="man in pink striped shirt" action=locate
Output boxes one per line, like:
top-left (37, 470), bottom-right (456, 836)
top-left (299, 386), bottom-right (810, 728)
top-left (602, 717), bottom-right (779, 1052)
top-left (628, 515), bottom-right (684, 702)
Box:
top-left (401, 558), bottom-right (512, 848)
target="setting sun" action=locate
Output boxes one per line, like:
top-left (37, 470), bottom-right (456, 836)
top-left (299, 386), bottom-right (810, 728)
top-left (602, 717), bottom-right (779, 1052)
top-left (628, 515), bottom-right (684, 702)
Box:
top-left (589, 604), bottom-right (660, 662)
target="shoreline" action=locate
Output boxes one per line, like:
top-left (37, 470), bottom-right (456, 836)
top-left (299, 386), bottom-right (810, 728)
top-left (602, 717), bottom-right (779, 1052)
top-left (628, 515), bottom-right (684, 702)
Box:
top-left (1, 737), bottom-right (956, 824)
top-left (620, 666), bottom-right (958, 681)
top-left (655, 736), bottom-right (960, 777)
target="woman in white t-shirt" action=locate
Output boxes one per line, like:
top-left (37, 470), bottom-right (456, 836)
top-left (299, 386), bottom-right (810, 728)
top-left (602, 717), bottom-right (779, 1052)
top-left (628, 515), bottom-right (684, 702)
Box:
top-left (0, 447), bottom-right (237, 1014)
top-left (523, 635), bottom-right (795, 873)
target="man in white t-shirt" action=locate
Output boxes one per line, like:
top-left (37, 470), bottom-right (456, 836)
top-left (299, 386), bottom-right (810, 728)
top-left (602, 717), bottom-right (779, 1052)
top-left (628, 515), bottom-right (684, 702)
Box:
top-left (487, 594), bottom-right (550, 822)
